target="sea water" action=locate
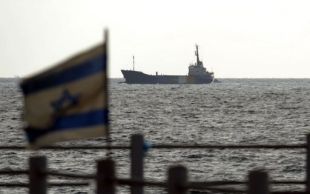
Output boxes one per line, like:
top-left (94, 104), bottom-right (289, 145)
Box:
top-left (0, 78), bottom-right (310, 193)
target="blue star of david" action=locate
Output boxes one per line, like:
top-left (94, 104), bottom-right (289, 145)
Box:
top-left (51, 89), bottom-right (80, 112)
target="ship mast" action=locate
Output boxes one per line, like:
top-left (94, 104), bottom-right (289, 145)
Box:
top-left (132, 55), bottom-right (135, 71)
top-left (195, 44), bottom-right (200, 65)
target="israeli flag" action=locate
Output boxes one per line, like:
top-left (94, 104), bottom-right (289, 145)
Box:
top-left (20, 43), bottom-right (108, 149)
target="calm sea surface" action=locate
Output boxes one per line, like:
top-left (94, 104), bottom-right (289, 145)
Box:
top-left (0, 78), bottom-right (310, 193)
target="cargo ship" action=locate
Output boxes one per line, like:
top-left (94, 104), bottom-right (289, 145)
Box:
top-left (121, 45), bottom-right (214, 84)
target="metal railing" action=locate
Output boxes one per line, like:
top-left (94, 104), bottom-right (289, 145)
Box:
top-left (0, 133), bottom-right (309, 194)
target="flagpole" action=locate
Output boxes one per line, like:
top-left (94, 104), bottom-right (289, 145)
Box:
top-left (104, 29), bottom-right (112, 158)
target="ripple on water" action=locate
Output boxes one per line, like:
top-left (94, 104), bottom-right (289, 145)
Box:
top-left (0, 78), bottom-right (310, 193)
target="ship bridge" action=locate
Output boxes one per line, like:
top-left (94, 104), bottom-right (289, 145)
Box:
top-left (188, 45), bottom-right (212, 76)
top-left (188, 64), bottom-right (208, 76)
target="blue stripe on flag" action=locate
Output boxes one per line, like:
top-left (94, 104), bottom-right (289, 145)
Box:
top-left (21, 55), bottom-right (106, 95)
top-left (25, 109), bottom-right (108, 143)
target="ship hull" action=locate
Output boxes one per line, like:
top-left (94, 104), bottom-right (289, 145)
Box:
top-left (121, 70), bottom-right (213, 84)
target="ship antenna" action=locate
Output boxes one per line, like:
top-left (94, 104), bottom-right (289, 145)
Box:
top-left (195, 44), bottom-right (200, 65)
top-left (132, 55), bottom-right (135, 71)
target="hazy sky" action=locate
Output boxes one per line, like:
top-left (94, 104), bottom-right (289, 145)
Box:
top-left (1, 0), bottom-right (310, 78)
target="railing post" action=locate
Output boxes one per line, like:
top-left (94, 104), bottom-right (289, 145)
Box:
top-left (130, 134), bottom-right (144, 194)
top-left (248, 169), bottom-right (269, 194)
top-left (168, 165), bottom-right (188, 194)
top-left (306, 134), bottom-right (310, 193)
top-left (29, 156), bottom-right (47, 194)
top-left (96, 159), bottom-right (115, 194)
